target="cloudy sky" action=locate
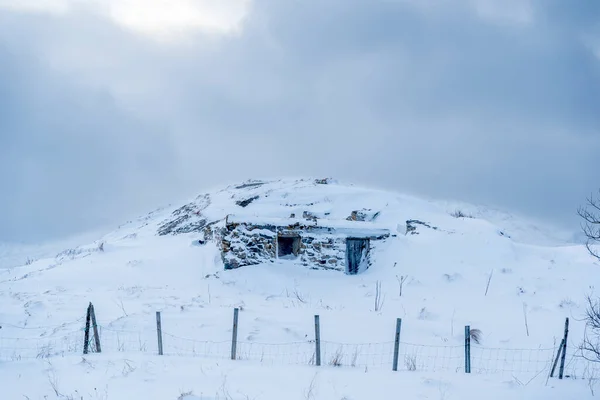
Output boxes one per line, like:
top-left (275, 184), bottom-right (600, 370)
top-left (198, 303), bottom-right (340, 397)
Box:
top-left (0, 0), bottom-right (599, 243)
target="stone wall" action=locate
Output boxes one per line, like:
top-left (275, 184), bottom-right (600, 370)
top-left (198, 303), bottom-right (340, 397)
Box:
top-left (299, 235), bottom-right (346, 271)
top-left (220, 224), bottom-right (276, 269)
top-left (219, 221), bottom-right (361, 271)
top-left (218, 217), bottom-right (391, 272)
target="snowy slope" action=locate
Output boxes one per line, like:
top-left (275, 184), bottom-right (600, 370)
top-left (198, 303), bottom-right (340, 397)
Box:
top-left (1, 178), bottom-right (599, 399)
top-left (0, 230), bottom-right (104, 270)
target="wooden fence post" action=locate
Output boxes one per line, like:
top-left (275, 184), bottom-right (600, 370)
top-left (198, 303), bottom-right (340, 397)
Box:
top-left (231, 308), bottom-right (239, 360)
top-left (550, 338), bottom-right (564, 378)
top-left (559, 317), bottom-right (569, 379)
top-left (156, 311), bottom-right (163, 356)
top-left (392, 318), bottom-right (402, 371)
top-left (83, 303), bottom-right (92, 355)
top-left (465, 325), bottom-right (471, 373)
top-left (90, 303), bottom-right (101, 353)
top-left (314, 315), bottom-right (321, 366)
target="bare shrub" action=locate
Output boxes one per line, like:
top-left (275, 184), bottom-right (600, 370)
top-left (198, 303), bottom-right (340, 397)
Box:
top-left (470, 328), bottom-right (483, 344)
top-left (117, 334), bottom-right (125, 352)
top-left (115, 298), bottom-right (128, 317)
top-left (396, 275), bottom-right (407, 297)
top-left (286, 284), bottom-right (308, 305)
top-left (450, 210), bottom-right (473, 219)
top-left (484, 269), bottom-right (494, 296)
top-left (559, 298), bottom-right (576, 309)
top-left (304, 373), bottom-right (318, 400)
top-left (405, 355), bottom-right (417, 371)
top-left (138, 335), bottom-right (147, 352)
top-left (589, 374), bottom-right (599, 397)
top-left (219, 376), bottom-right (234, 400)
top-left (47, 366), bottom-right (63, 398)
top-left (37, 344), bottom-right (53, 359)
top-left (178, 390), bottom-right (194, 400)
top-left (329, 348), bottom-right (343, 367)
top-left (122, 359), bottom-right (136, 377)
top-left (523, 302), bottom-right (530, 337)
top-left (418, 307), bottom-right (431, 320)
top-left (351, 347), bottom-right (359, 367)
top-left (578, 191), bottom-right (600, 260)
top-left (581, 296), bottom-right (600, 361)
top-left (293, 288), bottom-right (307, 304)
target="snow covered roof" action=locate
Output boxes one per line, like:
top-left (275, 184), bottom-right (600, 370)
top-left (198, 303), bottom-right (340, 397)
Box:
top-left (226, 214), bottom-right (391, 239)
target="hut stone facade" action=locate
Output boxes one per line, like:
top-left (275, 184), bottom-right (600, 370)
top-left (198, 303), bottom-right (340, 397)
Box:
top-left (219, 215), bottom-right (390, 275)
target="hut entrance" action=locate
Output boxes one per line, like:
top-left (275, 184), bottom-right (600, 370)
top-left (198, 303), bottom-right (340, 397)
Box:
top-left (277, 234), bottom-right (301, 259)
top-left (346, 238), bottom-right (370, 275)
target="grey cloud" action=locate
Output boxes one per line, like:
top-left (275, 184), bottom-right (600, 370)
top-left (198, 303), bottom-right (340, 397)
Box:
top-left (0, 0), bottom-right (599, 243)
top-left (0, 42), bottom-right (179, 242)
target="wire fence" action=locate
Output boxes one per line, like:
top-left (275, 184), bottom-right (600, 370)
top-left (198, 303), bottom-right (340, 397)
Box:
top-left (1, 314), bottom-right (599, 381)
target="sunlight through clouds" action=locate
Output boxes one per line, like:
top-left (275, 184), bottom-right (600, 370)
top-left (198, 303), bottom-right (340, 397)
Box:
top-left (0, 0), bottom-right (250, 39)
top-left (101, 0), bottom-right (250, 39)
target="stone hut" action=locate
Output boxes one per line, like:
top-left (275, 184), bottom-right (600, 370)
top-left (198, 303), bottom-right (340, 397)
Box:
top-left (219, 215), bottom-right (390, 275)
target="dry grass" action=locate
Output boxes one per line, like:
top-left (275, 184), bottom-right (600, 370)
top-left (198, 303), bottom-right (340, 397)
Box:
top-left (405, 355), bottom-right (417, 371)
top-left (470, 328), bottom-right (483, 344)
top-left (329, 348), bottom-right (343, 367)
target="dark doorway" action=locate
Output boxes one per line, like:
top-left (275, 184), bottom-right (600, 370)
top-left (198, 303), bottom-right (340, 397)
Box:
top-left (278, 234), bottom-right (301, 259)
top-left (346, 238), bottom-right (370, 275)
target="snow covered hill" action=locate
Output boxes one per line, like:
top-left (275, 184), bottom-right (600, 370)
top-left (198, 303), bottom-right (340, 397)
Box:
top-left (1, 178), bottom-right (598, 399)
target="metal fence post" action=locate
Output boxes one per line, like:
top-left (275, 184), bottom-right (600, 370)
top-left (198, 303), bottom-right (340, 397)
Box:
top-left (231, 308), bottom-right (239, 360)
top-left (156, 312), bottom-right (163, 356)
top-left (465, 325), bottom-right (471, 373)
top-left (392, 318), bottom-right (402, 371)
top-left (314, 315), bottom-right (321, 366)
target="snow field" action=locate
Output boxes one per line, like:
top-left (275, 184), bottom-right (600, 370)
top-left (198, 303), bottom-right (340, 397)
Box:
top-left (1, 178), bottom-right (599, 399)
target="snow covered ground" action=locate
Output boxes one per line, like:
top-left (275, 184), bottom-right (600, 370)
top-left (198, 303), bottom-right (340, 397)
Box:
top-left (1, 354), bottom-right (594, 400)
top-left (1, 178), bottom-right (599, 399)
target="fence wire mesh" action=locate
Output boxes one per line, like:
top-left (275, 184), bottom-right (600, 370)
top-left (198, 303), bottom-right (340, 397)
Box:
top-left (397, 342), bottom-right (464, 373)
top-left (1, 319), bottom-right (598, 381)
top-left (0, 330), bottom-right (83, 361)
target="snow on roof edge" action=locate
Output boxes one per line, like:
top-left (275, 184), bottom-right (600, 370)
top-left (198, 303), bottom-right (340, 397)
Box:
top-left (226, 215), bottom-right (391, 238)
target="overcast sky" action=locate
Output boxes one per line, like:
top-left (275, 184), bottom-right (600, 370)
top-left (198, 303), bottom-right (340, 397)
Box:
top-left (0, 0), bottom-right (599, 244)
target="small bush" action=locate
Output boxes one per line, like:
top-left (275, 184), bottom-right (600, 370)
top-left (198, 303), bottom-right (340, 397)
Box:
top-left (559, 298), bottom-right (576, 309)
